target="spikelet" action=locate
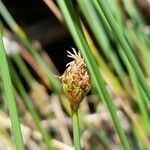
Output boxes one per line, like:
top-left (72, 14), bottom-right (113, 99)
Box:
top-left (60, 48), bottom-right (91, 111)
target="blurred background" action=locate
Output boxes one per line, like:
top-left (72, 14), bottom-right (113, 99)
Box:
top-left (1, 0), bottom-right (150, 72)
top-left (1, 0), bottom-right (75, 74)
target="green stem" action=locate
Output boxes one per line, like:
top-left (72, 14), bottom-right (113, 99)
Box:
top-left (0, 29), bottom-right (24, 150)
top-left (12, 53), bottom-right (33, 87)
top-left (72, 109), bottom-right (81, 150)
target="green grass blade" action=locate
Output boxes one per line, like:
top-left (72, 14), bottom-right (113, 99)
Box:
top-left (78, 0), bottom-right (124, 78)
top-left (92, 0), bottom-right (150, 103)
top-left (105, 0), bottom-right (123, 24)
top-left (56, 0), bottom-right (130, 149)
top-left (122, 0), bottom-right (145, 24)
top-left (118, 47), bottom-right (150, 133)
top-left (0, 1), bottom-right (16, 27)
top-left (96, 0), bottom-right (150, 101)
top-left (13, 53), bottom-right (33, 87)
top-left (132, 126), bottom-right (144, 150)
top-left (9, 62), bottom-right (53, 150)
top-left (0, 29), bottom-right (24, 150)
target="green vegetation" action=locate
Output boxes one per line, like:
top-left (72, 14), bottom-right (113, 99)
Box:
top-left (0, 0), bottom-right (150, 149)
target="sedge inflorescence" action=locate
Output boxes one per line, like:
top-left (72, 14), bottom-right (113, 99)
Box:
top-left (60, 48), bottom-right (91, 111)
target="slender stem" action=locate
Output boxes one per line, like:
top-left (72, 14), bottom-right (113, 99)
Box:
top-left (72, 109), bottom-right (81, 150)
top-left (13, 53), bottom-right (33, 87)
top-left (0, 29), bottom-right (24, 150)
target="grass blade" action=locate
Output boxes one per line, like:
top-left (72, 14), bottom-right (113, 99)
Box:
top-left (0, 29), bottom-right (24, 150)
top-left (78, 0), bottom-right (124, 78)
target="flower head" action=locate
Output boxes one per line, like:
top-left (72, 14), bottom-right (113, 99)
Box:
top-left (60, 48), bottom-right (91, 110)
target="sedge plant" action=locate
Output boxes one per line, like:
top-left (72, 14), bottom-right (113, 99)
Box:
top-left (60, 49), bottom-right (91, 150)
top-left (1, 0), bottom-right (150, 149)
